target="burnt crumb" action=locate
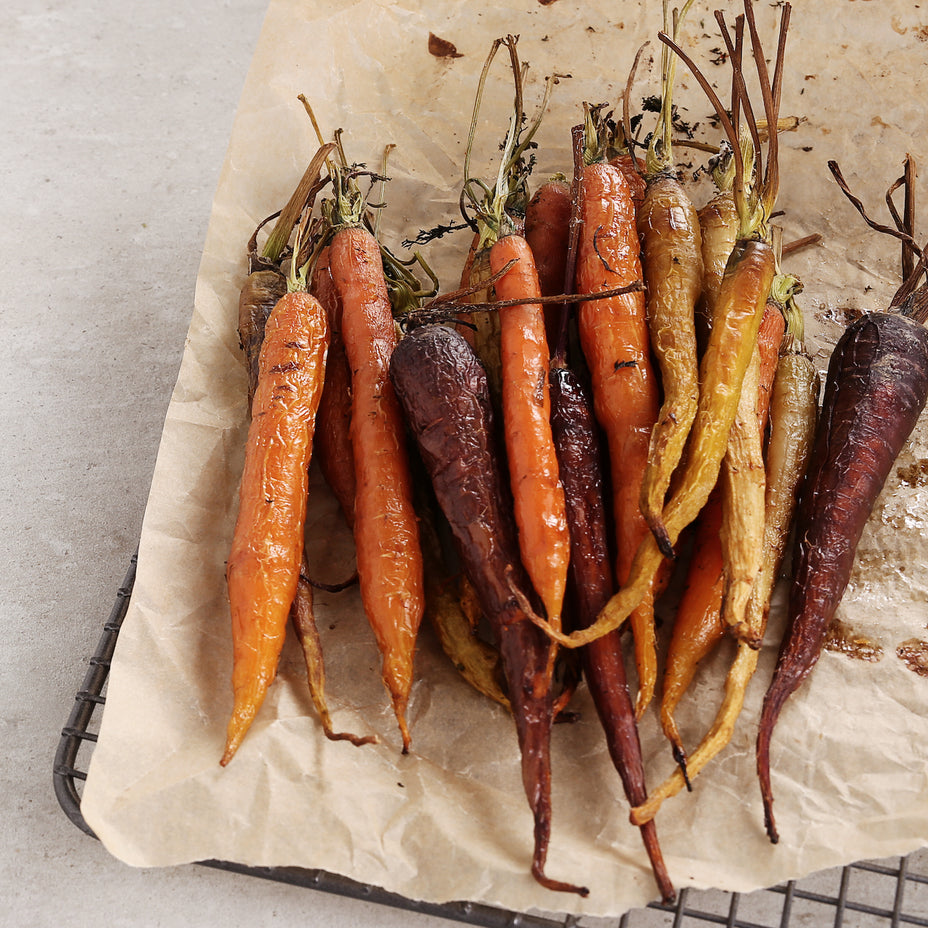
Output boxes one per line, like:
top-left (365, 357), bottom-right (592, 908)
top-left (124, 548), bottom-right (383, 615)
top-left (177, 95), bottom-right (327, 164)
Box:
top-left (709, 46), bottom-right (728, 65)
top-left (538, 0), bottom-right (560, 5)
top-left (896, 458), bottom-right (928, 487)
top-left (802, 145), bottom-right (814, 152)
top-left (428, 33), bottom-right (463, 58)
top-left (897, 639), bottom-right (928, 676)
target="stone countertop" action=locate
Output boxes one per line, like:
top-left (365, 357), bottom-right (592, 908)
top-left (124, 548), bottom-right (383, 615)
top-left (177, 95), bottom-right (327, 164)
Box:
top-left (1, 2), bottom-right (447, 924)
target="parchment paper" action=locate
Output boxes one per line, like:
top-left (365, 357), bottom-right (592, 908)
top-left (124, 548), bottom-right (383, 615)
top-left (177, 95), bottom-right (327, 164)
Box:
top-left (81, 0), bottom-right (928, 919)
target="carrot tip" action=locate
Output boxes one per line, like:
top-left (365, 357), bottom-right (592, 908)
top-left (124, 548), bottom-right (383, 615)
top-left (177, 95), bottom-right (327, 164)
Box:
top-left (671, 744), bottom-right (693, 792)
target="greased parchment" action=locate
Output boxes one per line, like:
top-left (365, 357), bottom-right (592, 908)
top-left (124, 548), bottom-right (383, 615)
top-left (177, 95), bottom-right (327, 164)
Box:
top-left (82, 0), bottom-right (928, 919)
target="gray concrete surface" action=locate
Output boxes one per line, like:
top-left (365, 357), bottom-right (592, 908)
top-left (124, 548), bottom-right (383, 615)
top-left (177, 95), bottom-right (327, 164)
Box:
top-left (1, 2), bottom-right (450, 925)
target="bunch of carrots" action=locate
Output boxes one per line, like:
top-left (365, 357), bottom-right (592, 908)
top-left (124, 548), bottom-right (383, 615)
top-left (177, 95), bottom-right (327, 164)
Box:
top-left (217, 0), bottom-right (928, 903)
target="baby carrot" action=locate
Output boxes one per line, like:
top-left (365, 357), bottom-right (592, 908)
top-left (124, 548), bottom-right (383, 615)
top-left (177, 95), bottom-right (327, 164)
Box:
top-left (633, 306), bottom-right (818, 824)
top-left (490, 233), bottom-right (570, 642)
top-left (311, 245), bottom-right (356, 526)
top-left (660, 299), bottom-right (784, 764)
top-left (390, 323), bottom-right (587, 896)
top-left (222, 288), bottom-right (329, 765)
top-left (574, 154), bottom-right (662, 707)
top-left (636, 0), bottom-right (704, 556)
top-left (328, 222), bottom-right (425, 753)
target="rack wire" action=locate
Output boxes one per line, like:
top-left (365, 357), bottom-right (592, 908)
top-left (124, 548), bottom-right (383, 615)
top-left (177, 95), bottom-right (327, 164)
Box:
top-left (54, 556), bottom-right (928, 927)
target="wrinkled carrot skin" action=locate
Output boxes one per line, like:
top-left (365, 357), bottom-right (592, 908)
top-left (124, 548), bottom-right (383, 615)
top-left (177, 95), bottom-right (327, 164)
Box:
top-left (222, 291), bottom-right (329, 765)
top-left (238, 269), bottom-right (288, 405)
top-left (574, 161), bottom-right (662, 704)
top-left (661, 301), bottom-right (784, 754)
top-left (541, 238), bottom-right (775, 650)
top-left (633, 342), bottom-right (819, 826)
top-left (718, 348), bottom-right (766, 643)
top-left (329, 224), bottom-right (425, 753)
top-left (758, 310), bottom-right (928, 843)
top-left (389, 324), bottom-right (587, 896)
top-left (524, 179), bottom-right (572, 344)
top-left (549, 362), bottom-right (675, 904)
top-left (311, 247), bottom-right (356, 526)
top-left (637, 172), bottom-right (704, 555)
top-left (490, 234), bottom-right (570, 636)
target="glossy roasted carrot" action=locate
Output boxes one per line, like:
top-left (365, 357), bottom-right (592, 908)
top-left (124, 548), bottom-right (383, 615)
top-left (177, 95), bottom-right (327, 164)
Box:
top-left (660, 300), bottom-right (784, 762)
top-left (524, 177), bottom-right (572, 343)
top-left (490, 233), bottom-right (569, 643)
top-left (311, 245), bottom-right (356, 526)
top-left (390, 323), bottom-right (587, 896)
top-left (222, 290), bottom-right (329, 765)
top-left (633, 305), bottom-right (819, 824)
top-left (574, 157), bottom-right (663, 704)
top-left (329, 223), bottom-right (425, 753)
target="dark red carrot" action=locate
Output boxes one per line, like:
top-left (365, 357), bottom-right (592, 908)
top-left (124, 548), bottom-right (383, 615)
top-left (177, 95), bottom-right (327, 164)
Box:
top-left (389, 323), bottom-right (587, 897)
top-left (758, 158), bottom-right (928, 842)
top-left (757, 306), bottom-right (928, 842)
top-left (549, 359), bottom-right (674, 904)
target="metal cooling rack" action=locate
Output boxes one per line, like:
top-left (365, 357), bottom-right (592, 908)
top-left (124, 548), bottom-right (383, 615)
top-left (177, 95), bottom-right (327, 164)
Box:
top-left (54, 555), bottom-right (928, 927)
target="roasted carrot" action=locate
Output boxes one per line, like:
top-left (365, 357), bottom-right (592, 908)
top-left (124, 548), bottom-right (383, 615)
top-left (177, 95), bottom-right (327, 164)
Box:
top-left (328, 220), bottom-right (425, 753)
top-left (222, 288), bottom-right (329, 765)
top-left (758, 159), bottom-right (928, 840)
top-left (573, 120), bottom-right (661, 709)
top-left (532, 1), bottom-right (790, 650)
top-left (524, 177), bottom-right (572, 343)
top-left (237, 144), bottom-right (335, 403)
top-left (633, 297), bottom-right (818, 823)
top-left (549, 359), bottom-right (674, 903)
top-left (660, 299), bottom-right (784, 766)
top-left (490, 233), bottom-right (570, 644)
top-left (636, 0), bottom-right (704, 559)
top-left (390, 323), bottom-right (587, 896)
top-left (289, 558), bottom-right (377, 747)
top-left (311, 245), bottom-right (356, 526)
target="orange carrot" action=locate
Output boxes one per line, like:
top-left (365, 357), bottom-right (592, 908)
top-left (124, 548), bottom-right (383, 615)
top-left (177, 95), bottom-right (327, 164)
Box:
top-left (328, 223), bottom-right (425, 752)
top-left (489, 233), bottom-right (570, 642)
top-left (574, 158), bottom-right (661, 715)
top-left (311, 245), bottom-right (356, 526)
top-left (524, 178), bottom-right (572, 344)
top-left (222, 290), bottom-right (329, 765)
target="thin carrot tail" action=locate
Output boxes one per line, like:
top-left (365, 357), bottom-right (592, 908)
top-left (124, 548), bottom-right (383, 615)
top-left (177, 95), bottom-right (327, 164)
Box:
top-left (522, 721), bottom-right (590, 898)
top-left (639, 819), bottom-right (676, 904)
top-left (756, 679), bottom-right (794, 844)
top-left (221, 681), bottom-right (270, 766)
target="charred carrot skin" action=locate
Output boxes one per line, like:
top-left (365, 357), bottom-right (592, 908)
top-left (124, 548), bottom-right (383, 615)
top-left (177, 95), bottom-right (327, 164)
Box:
top-left (390, 324), bottom-right (587, 897)
top-left (311, 247), bottom-right (356, 526)
top-left (575, 160), bottom-right (661, 707)
top-left (490, 234), bottom-right (570, 636)
top-left (329, 224), bottom-right (425, 752)
top-left (758, 310), bottom-right (928, 842)
top-left (223, 291), bottom-right (329, 765)
top-left (549, 361), bottom-right (675, 904)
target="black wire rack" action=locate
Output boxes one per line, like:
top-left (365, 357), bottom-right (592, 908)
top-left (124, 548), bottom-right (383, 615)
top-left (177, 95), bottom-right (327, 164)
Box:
top-left (54, 556), bottom-right (928, 928)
